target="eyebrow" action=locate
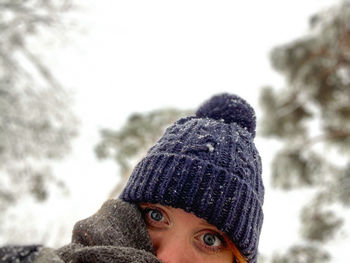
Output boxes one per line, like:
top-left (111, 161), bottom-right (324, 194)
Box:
top-left (198, 219), bottom-right (217, 229)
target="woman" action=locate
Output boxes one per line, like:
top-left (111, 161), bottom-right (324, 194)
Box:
top-left (0, 93), bottom-right (263, 263)
top-left (119, 93), bottom-right (264, 263)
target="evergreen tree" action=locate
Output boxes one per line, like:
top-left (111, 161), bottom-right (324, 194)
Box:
top-left (0, 0), bottom-right (78, 212)
top-left (259, 1), bottom-right (350, 261)
top-left (95, 108), bottom-right (191, 198)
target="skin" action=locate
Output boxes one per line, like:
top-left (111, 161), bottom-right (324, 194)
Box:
top-left (139, 203), bottom-right (246, 263)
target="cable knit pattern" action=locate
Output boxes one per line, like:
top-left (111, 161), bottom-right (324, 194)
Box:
top-left (121, 93), bottom-right (264, 262)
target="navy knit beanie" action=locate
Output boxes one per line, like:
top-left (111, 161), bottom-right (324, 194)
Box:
top-left (120, 93), bottom-right (264, 262)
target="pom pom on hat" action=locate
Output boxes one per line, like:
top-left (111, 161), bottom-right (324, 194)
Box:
top-left (196, 93), bottom-right (256, 138)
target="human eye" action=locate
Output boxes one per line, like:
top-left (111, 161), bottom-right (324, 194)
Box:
top-left (194, 230), bottom-right (227, 253)
top-left (140, 205), bottom-right (169, 228)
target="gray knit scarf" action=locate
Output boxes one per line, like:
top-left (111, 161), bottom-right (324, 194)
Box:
top-left (2, 199), bottom-right (161, 263)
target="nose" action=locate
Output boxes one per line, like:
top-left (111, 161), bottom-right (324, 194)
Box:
top-left (155, 234), bottom-right (196, 263)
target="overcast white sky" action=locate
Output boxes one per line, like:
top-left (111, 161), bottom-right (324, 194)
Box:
top-left (5, 0), bottom-right (350, 261)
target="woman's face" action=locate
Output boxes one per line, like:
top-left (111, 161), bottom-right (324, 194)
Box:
top-left (139, 203), bottom-right (244, 263)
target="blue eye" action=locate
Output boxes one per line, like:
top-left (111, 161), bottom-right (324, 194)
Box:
top-left (194, 231), bottom-right (227, 254)
top-left (149, 209), bottom-right (163, 221)
top-left (203, 233), bottom-right (217, 246)
top-left (141, 206), bottom-right (169, 227)
top-left (202, 233), bottom-right (222, 247)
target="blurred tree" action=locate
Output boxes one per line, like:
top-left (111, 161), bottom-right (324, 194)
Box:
top-left (259, 1), bottom-right (350, 261)
top-left (272, 245), bottom-right (330, 263)
top-left (0, 0), bottom-right (78, 213)
top-left (95, 108), bottom-right (191, 198)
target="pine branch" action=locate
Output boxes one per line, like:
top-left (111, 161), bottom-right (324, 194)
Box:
top-left (303, 129), bottom-right (350, 148)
